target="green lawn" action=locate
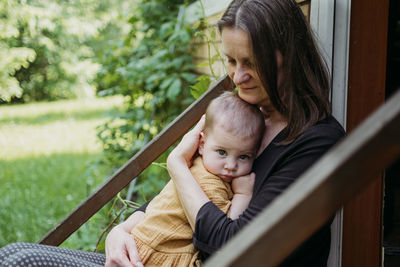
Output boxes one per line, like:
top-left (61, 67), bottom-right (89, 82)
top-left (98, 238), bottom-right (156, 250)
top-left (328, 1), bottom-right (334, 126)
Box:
top-left (0, 96), bottom-right (123, 250)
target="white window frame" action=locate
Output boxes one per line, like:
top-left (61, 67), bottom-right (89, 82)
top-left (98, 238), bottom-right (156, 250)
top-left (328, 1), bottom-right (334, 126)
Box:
top-left (310, 0), bottom-right (351, 266)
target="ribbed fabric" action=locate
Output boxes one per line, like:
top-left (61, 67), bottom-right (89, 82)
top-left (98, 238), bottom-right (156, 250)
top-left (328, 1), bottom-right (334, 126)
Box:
top-left (131, 157), bottom-right (233, 266)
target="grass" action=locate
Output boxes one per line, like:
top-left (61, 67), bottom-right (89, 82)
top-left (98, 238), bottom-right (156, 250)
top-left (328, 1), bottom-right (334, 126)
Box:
top-left (0, 96), bottom-right (123, 250)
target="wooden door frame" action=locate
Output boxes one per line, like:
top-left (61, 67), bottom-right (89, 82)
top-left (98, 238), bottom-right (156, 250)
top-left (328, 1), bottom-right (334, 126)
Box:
top-left (342, 0), bottom-right (389, 266)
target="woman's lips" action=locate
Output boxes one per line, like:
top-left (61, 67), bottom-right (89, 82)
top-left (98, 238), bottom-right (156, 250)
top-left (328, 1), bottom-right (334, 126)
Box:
top-left (239, 86), bottom-right (256, 91)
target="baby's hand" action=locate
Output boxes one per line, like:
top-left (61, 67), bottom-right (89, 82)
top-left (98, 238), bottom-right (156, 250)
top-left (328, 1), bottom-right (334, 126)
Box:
top-left (231, 172), bottom-right (255, 196)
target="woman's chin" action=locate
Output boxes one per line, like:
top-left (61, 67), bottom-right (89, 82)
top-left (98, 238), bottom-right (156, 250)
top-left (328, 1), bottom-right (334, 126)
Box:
top-left (238, 92), bottom-right (259, 105)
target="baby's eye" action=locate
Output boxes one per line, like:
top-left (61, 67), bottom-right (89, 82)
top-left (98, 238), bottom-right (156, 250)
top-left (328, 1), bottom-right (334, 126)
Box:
top-left (239, 155), bottom-right (250, 160)
top-left (217, 149), bottom-right (227, 156)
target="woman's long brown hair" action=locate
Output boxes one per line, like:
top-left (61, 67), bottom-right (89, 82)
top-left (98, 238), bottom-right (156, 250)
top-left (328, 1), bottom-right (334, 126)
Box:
top-left (218, 0), bottom-right (331, 144)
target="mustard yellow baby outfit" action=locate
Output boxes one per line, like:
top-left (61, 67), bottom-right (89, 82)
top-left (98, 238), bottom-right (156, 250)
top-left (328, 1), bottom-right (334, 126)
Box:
top-left (131, 157), bottom-right (233, 267)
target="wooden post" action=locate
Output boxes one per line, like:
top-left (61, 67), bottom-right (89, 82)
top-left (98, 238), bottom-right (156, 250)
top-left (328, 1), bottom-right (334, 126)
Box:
top-left (342, 0), bottom-right (389, 266)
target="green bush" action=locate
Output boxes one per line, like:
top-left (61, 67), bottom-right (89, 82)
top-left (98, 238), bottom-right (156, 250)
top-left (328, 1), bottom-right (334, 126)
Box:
top-left (95, 0), bottom-right (199, 204)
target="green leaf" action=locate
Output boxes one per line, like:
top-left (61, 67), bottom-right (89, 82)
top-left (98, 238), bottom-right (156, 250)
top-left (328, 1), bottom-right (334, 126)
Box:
top-left (146, 73), bottom-right (163, 85)
top-left (197, 61), bottom-right (210, 68)
top-left (167, 78), bottom-right (182, 100)
top-left (190, 75), bottom-right (211, 99)
top-left (180, 72), bottom-right (197, 83)
top-left (171, 58), bottom-right (184, 68)
top-left (160, 77), bottom-right (175, 90)
top-left (210, 54), bottom-right (220, 65)
top-left (210, 28), bottom-right (216, 39)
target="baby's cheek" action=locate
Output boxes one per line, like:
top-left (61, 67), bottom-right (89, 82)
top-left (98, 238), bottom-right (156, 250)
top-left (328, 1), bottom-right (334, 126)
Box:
top-left (244, 163), bottom-right (253, 175)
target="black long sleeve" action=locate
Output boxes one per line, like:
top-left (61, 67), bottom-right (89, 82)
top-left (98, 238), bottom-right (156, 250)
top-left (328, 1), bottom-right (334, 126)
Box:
top-left (135, 201), bottom-right (150, 213)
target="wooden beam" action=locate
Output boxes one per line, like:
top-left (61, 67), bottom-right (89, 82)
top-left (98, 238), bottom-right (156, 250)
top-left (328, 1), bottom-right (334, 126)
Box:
top-left (39, 75), bottom-right (234, 246)
top-left (203, 89), bottom-right (400, 267)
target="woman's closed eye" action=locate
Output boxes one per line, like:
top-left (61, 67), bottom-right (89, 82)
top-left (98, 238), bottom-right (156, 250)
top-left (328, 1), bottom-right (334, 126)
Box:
top-left (225, 57), bottom-right (236, 65)
top-left (245, 60), bottom-right (255, 69)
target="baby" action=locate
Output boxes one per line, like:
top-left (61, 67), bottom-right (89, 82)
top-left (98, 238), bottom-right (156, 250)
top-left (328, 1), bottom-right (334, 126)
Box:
top-left (131, 92), bottom-right (265, 266)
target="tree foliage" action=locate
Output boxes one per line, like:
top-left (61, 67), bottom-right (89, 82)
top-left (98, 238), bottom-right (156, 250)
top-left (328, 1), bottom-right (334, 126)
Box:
top-left (93, 0), bottom-right (199, 203)
top-left (0, 0), bottom-right (132, 102)
top-left (0, 1), bottom-right (36, 101)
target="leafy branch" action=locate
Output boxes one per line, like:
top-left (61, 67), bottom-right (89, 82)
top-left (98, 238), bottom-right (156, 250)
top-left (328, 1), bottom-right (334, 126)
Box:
top-left (190, 0), bottom-right (226, 99)
top-left (94, 193), bottom-right (140, 252)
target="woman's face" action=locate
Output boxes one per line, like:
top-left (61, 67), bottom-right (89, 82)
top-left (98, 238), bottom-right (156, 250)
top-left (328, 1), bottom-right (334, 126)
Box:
top-left (221, 27), bottom-right (269, 107)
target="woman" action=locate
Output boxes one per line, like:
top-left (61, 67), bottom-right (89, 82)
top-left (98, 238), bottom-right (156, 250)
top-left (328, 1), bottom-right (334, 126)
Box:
top-left (0, 0), bottom-right (344, 266)
top-left (106, 0), bottom-right (345, 266)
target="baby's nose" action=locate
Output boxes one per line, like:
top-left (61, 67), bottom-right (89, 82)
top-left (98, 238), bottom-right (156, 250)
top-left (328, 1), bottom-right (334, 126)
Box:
top-left (224, 159), bottom-right (237, 170)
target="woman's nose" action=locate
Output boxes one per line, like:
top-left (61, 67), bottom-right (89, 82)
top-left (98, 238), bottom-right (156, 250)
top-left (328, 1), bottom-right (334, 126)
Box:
top-left (232, 67), bottom-right (250, 85)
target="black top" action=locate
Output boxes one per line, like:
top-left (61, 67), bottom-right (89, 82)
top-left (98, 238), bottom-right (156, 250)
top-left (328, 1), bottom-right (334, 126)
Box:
top-left (192, 116), bottom-right (345, 266)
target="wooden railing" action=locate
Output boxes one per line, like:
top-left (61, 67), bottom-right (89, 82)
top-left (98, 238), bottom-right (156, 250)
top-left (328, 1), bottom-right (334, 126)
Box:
top-left (39, 74), bottom-right (234, 245)
top-left (40, 76), bottom-right (399, 266)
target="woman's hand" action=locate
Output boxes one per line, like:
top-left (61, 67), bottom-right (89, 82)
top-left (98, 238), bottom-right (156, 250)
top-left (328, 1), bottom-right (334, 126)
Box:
top-left (105, 211), bottom-right (145, 267)
top-left (169, 115), bottom-right (205, 167)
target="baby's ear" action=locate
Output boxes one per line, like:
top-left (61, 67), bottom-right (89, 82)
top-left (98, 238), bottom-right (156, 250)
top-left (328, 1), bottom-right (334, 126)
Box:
top-left (198, 132), bottom-right (205, 155)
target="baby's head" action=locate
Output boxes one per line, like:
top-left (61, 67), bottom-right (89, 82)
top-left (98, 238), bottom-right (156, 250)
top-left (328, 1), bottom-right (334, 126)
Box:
top-left (199, 92), bottom-right (265, 182)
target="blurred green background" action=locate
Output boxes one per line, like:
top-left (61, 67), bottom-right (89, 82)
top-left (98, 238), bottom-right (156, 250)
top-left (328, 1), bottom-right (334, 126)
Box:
top-left (0, 0), bottom-right (204, 251)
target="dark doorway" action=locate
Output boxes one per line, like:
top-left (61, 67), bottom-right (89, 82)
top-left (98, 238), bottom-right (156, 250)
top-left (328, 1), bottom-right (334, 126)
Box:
top-left (383, 0), bottom-right (400, 266)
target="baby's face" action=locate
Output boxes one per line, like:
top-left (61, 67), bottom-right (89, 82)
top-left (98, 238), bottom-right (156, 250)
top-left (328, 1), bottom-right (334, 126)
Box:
top-left (199, 127), bottom-right (258, 183)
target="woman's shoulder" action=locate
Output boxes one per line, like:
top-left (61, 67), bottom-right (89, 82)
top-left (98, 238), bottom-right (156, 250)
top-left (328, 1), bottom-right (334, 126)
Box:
top-left (263, 116), bottom-right (346, 177)
top-left (256, 116), bottom-right (345, 170)
top-left (302, 116), bottom-right (345, 140)
top-left (282, 116), bottom-right (346, 155)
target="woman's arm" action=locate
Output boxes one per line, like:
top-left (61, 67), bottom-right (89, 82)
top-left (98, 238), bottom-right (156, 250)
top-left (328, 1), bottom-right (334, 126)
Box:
top-left (193, 120), bottom-right (345, 256)
top-left (166, 116), bottom-right (210, 230)
top-left (105, 211), bottom-right (145, 267)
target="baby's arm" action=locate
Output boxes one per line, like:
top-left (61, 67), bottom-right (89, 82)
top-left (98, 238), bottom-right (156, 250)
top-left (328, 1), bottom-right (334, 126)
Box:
top-left (229, 173), bottom-right (255, 219)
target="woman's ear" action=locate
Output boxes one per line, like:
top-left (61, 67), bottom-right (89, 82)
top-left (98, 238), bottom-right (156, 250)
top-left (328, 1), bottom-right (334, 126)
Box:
top-left (276, 50), bottom-right (284, 88)
top-left (276, 50), bottom-right (283, 68)
top-left (198, 132), bottom-right (205, 155)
